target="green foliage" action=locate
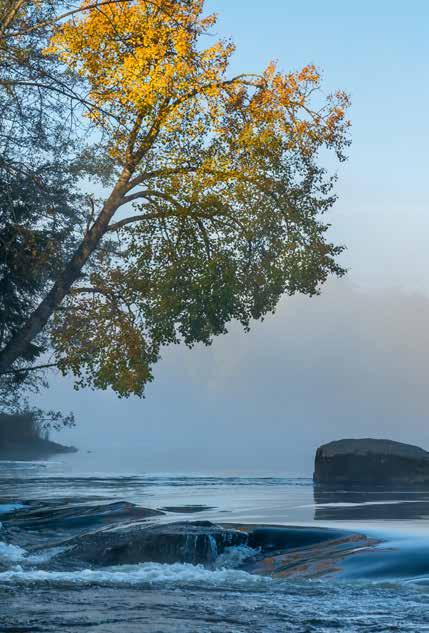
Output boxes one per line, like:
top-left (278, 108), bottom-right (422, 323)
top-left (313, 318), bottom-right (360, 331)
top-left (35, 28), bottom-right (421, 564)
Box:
top-left (0, 162), bottom-right (84, 357)
top-left (54, 159), bottom-right (345, 398)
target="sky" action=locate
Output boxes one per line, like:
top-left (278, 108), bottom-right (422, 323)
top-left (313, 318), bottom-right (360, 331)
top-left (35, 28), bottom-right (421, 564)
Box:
top-left (36, 1), bottom-right (429, 475)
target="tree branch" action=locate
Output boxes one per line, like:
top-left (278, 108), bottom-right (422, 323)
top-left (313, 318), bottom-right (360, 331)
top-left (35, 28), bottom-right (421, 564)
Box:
top-left (6, 0), bottom-right (181, 37)
top-left (0, 362), bottom-right (58, 376)
top-left (107, 212), bottom-right (168, 231)
top-left (0, 0), bottom-right (28, 35)
top-left (0, 79), bottom-right (119, 121)
top-left (125, 166), bottom-right (199, 192)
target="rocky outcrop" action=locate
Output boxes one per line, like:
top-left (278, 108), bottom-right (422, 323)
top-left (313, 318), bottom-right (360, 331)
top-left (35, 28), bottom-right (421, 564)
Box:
top-left (64, 521), bottom-right (248, 566)
top-left (314, 438), bottom-right (429, 486)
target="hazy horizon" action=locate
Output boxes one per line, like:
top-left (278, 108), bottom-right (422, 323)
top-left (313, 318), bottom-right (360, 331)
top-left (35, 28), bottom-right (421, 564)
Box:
top-left (36, 279), bottom-right (429, 475)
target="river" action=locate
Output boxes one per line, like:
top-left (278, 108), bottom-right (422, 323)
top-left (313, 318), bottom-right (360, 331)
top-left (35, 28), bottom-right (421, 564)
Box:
top-left (1, 455), bottom-right (429, 632)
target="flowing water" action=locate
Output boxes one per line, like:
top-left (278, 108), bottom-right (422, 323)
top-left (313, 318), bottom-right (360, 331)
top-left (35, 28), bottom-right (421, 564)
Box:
top-left (1, 455), bottom-right (429, 632)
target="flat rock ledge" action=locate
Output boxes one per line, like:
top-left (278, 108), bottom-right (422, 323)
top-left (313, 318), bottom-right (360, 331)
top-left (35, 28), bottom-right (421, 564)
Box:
top-left (64, 521), bottom-right (248, 566)
top-left (314, 438), bottom-right (429, 486)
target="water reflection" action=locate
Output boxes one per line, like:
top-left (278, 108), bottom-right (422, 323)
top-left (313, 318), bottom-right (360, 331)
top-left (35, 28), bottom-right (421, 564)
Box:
top-left (313, 485), bottom-right (429, 521)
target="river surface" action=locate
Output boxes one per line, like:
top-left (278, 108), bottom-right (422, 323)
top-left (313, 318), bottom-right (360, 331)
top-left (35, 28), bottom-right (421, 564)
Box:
top-left (1, 455), bottom-right (429, 632)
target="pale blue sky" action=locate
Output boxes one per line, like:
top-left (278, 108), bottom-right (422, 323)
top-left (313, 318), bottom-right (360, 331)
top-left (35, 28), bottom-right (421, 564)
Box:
top-left (38, 2), bottom-right (429, 473)
top-left (207, 0), bottom-right (429, 291)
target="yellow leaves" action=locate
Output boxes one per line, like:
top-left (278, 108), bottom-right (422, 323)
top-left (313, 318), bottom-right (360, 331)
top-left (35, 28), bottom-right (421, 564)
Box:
top-left (46, 0), bottom-right (349, 173)
top-left (297, 64), bottom-right (320, 83)
top-left (47, 0), bottom-right (233, 134)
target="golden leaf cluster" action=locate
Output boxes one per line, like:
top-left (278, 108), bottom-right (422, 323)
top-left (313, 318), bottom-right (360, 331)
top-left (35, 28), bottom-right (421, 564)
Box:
top-left (47, 0), bottom-right (349, 162)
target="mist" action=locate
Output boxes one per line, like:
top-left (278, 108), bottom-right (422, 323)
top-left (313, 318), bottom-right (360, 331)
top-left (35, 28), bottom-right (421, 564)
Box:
top-left (35, 279), bottom-right (429, 475)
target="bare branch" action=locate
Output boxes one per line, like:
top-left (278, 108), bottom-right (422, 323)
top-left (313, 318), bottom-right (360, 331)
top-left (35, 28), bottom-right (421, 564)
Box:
top-left (107, 212), bottom-right (166, 231)
top-left (125, 166), bottom-right (199, 192)
top-left (0, 79), bottom-right (119, 120)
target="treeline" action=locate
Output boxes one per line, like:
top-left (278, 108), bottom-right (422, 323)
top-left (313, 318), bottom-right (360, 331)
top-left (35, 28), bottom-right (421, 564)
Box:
top-left (0, 411), bottom-right (49, 449)
top-left (0, 0), bottom-right (350, 422)
top-left (0, 409), bottom-right (77, 457)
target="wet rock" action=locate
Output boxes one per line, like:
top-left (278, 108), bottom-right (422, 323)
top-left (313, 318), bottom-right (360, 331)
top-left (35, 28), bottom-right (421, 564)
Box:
top-left (4, 501), bottom-right (163, 531)
top-left (248, 526), bottom-right (349, 551)
top-left (160, 505), bottom-right (215, 514)
top-left (314, 438), bottom-right (429, 486)
top-left (246, 532), bottom-right (378, 579)
top-left (66, 521), bottom-right (248, 566)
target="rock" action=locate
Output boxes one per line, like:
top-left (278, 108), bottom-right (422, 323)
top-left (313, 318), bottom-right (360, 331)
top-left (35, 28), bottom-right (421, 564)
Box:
top-left (161, 505), bottom-right (215, 514)
top-left (245, 531), bottom-right (378, 579)
top-left (248, 526), bottom-right (349, 551)
top-left (65, 521), bottom-right (248, 567)
top-left (314, 438), bottom-right (429, 486)
top-left (4, 501), bottom-right (163, 531)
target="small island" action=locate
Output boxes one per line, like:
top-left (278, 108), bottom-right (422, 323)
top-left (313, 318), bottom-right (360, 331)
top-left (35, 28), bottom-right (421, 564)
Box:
top-left (314, 438), bottom-right (429, 486)
top-left (0, 412), bottom-right (77, 461)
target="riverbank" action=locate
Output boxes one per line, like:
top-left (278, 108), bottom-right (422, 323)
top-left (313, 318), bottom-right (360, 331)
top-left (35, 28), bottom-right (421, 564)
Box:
top-left (0, 411), bottom-right (77, 460)
top-left (0, 437), bottom-right (77, 461)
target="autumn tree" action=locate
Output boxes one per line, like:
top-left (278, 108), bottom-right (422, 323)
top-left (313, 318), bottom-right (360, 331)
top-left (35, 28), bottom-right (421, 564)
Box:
top-left (0, 0), bottom-right (350, 397)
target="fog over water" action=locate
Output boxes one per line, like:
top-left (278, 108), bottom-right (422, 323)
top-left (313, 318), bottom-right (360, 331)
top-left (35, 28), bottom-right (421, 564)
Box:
top-left (35, 280), bottom-right (429, 475)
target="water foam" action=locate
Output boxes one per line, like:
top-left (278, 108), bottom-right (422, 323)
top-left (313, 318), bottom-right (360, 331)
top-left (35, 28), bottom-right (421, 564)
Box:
top-left (0, 541), bottom-right (27, 564)
top-left (0, 561), bottom-right (272, 589)
top-left (214, 545), bottom-right (259, 569)
top-left (0, 540), bottom-right (69, 567)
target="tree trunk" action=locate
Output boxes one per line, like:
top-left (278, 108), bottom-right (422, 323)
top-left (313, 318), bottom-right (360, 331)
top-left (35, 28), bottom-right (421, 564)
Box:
top-left (0, 0), bottom-right (29, 35)
top-left (0, 174), bottom-right (129, 374)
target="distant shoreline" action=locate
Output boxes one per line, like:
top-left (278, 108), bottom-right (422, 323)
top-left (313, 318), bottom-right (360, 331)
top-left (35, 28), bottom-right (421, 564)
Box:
top-left (0, 438), bottom-right (77, 461)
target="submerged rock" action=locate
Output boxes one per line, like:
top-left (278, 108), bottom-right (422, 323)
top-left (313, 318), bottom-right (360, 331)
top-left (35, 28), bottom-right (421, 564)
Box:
top-left (246, 532), bottom-right (377, 579)
top-left (160, 505), bottom-right (215, 514)
top-left (248, 526), bottom-right (349, 551)
top-left (66, 521), bottom-right (248, 566)
top-left (314, 438), bottom-right (429, 486)
top-left (3, 501), bottom-right (163, 531)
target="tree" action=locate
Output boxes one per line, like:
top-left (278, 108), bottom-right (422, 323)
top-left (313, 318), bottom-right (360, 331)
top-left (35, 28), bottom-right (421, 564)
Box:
top-left (0, 0), bottom-right (89, 413)
top-left (0, 0), bottom-right (350, 397)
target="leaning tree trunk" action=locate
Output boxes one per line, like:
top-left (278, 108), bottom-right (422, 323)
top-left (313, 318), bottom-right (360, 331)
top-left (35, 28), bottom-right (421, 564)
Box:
top-left (0, 171), bottom-right (130, 374)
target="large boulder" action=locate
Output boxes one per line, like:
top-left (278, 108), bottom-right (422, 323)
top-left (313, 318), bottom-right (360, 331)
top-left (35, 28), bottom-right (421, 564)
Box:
top-left (314, 438), bottom-right (429, 486)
